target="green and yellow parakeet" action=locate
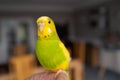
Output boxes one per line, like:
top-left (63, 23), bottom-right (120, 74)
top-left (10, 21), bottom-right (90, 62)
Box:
top-left (35, 16), bottom-right (71, 74)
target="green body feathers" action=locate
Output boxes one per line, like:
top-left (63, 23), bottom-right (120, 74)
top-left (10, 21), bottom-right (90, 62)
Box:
top-left (36, 39), bottom-right (69, 71)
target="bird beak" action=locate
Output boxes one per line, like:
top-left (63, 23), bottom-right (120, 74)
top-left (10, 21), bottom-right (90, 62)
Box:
top-left (38, 22), bottom-right (44, 32)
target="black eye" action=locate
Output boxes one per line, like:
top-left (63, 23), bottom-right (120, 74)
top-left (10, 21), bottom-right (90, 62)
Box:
top-left (48, 21), bottom-right (51, 24)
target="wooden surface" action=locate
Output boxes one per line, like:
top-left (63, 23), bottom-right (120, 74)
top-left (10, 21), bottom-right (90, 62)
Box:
top-left (73, 42), bottom-right (86, 64)
top-left (9, 54), bottom-right (36, 80)
top-left (91, 47), bottom-right (99, 67)
top-left (0, 74), bottom-right (15, 80)
top-left (12, 44), bottom-right (27, 56)
top-left (70, 59), bottom-right (84, 80)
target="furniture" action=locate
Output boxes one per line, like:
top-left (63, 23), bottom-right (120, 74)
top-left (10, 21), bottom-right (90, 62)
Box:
top-left (12, 44), bottom-right (27, 56)
top-left (0, 74), bottom-right (15, 80)
top-left (91, 47), bottom-right (99, 67)
top-left (9, 54), bottom-right (36, 80)
top-left (73, 42), bottom-right (86, 64)
top-left (70, 59), bottom-right (84, 80)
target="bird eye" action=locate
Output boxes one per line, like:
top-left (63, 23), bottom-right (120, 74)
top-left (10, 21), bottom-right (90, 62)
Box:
top-left (48, 21), bottom-right (51, 24)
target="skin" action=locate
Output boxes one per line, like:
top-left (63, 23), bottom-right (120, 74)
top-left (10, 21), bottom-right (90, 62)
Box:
top-left (26, 71), bottom-right (69, 80)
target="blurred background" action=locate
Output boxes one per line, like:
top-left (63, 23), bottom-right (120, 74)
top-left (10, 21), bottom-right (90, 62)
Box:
top-left (0, 0), bottom-right (120, 80)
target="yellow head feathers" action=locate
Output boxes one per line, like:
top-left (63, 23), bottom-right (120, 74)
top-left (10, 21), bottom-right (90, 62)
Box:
top-left (36, 16), bottom-right (57, 39)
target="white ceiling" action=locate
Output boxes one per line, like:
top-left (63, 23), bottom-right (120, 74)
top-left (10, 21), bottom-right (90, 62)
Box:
top-left (0, 0), bottom-right (112, 12)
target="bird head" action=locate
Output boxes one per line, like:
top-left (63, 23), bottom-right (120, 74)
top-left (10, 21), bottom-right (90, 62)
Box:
top-left (36, 16), bottom-right (59, 39)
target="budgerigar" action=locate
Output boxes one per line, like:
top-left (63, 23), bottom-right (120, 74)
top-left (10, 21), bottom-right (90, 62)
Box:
top-left (35, 16), bottom-right (71, 76)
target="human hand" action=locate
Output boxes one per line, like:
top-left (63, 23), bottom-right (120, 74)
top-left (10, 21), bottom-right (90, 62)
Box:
top-left (26, 70), bottom-right (69, 80)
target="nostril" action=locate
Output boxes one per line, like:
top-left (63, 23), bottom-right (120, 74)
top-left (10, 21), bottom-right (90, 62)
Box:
top-left (38, 22), bottom-right (44, 27)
